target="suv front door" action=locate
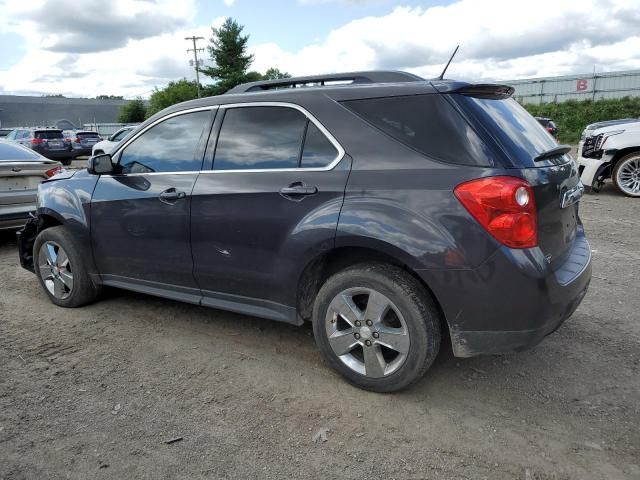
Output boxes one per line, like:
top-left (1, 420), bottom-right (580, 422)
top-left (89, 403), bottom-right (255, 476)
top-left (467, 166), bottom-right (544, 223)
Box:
top-left (90, 108), bottom-right (215, 302)
top-left (191, 104), bottom-right (350, 322)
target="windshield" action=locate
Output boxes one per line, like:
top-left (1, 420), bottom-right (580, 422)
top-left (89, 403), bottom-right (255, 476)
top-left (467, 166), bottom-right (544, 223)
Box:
top-left (35, 130), bottom-right (63, 139)
top-left (452, 95), bottom-right (565, 168)
top-left (112, 129), bottom-right (131, 141)
top-left (0, 142), bottom-right (42, 161)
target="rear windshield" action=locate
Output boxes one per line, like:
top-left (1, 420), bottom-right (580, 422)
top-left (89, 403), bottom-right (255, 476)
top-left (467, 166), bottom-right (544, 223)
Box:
top-left (0, 142), bottom-right (41, 161)
top-left (78, 132), bottom-right (100, 138)
top-left (342, 94), bottom-right (492, 167)
top-left (35, 130), bottom-right (63, 139)
top-left (452, 95), bottom-right (564, 168)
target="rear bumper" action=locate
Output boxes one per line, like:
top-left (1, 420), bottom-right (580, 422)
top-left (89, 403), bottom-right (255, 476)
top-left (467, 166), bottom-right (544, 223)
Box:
top-left (0, 203), bottom-right (36, 230)
top-left (418, 227), bottom-right (592, 357)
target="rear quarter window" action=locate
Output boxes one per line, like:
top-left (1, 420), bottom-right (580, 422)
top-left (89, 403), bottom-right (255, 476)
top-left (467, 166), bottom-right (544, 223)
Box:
top-left (342, 94), bottom-right (492, 167)
top-left (452, 95), bottom-right (564, 168)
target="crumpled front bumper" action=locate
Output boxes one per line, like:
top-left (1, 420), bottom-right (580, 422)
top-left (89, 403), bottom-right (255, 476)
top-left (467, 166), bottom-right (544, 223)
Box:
top-left (16, 215), bottom-right (38, 273)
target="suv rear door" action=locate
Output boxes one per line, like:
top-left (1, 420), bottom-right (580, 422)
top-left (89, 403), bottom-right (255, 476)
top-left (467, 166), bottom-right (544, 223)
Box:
top-left (90, 108), bottom-right (215, 299)
top-left (191, 103), bottom-right (350, 322)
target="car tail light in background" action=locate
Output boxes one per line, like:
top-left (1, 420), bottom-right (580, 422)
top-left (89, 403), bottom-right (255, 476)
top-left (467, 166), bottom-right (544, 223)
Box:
top-left (75, 137), bottom-right (81, 143)
top-left (45, 166), bottom-right (64, 178)
top-left (31, 138), bottom-right (44, 145)
top-left (454, 176), bottom-right (538, 249)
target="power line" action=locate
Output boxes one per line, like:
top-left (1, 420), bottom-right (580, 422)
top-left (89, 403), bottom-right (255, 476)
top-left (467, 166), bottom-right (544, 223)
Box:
top-left (185, 36), bottom-right (205, 98)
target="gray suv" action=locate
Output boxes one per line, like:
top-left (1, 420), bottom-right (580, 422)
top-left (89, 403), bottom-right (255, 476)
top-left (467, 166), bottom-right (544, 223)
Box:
top-left (17, 71), bottom-right (591, 392)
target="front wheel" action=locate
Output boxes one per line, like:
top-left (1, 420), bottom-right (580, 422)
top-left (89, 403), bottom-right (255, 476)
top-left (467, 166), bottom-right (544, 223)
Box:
top-left (34, 226), bottom-right (101, 307)
top-left (613, 153), bottom-right (640, 197)
top-left (312, 262), bottom-right (441, 392)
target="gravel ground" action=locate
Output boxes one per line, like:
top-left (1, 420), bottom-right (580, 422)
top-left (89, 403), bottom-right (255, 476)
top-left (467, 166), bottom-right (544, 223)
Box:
top-left (0, 181), bottom-right (638, 480)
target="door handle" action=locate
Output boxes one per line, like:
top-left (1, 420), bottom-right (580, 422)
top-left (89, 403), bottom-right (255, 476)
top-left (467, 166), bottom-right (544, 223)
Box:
top-left (159, 188), bottom-right (186, 204)
top-left (280, 183), bottom-right (318, 196)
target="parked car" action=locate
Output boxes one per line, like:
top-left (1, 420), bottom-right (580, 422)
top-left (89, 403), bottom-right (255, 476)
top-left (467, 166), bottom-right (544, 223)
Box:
top-left (535, 117), bottom-right (558, 137)
top-left (577, 120), bottom-right (640, 197)
top-left (63, 130), bottom-right (102, 158)
top-left (577, 118), bottom-right (640, 164)
top-left (17, 71), bottom-right (591, 392)
top-left (6, 128), bottom-right (73, 165)
top-left (0, 128), bottom-right (13, 138)
top-left (92, 126), bottom-right (136, 155)
top-left (0, 142), bottom-right (62, 230)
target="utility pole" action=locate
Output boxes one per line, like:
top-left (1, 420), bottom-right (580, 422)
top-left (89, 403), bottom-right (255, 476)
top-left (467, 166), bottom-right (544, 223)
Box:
top-left (185, 36), bottom-right (205, 97)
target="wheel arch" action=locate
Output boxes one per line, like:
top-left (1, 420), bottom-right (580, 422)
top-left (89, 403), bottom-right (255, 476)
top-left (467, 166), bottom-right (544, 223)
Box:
top-left (295, 245), bottom-right (448, 337)
top-left (610, 146), bottom-right (640, 167)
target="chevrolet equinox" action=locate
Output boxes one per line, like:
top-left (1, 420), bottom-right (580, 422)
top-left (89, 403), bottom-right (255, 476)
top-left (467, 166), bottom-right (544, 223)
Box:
top-left (17, 71), bottom-right (591, 392)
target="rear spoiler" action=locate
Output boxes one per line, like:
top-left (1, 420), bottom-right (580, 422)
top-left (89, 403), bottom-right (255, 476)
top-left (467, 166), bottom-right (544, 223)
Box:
top-left (452, 84), bottom-right (515, 99)
top-left (430, 81), bottom-right (515, 99)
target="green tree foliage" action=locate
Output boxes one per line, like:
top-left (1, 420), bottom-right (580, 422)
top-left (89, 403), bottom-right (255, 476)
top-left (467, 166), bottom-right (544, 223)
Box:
top-left (146, 79), bottom-right (199, 117)
top-left (523, 97), bottom-right (640, 144)
top-left (118, 99), bottom-right (147, 123)
top-left (263, 68), bottom-right (291, 80)
top-left (200, 18), bottom-right (259, 94)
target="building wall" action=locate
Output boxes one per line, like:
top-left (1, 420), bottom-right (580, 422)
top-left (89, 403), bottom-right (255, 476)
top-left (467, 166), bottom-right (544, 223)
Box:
top-left (505, 69), bottom-right (640, 104)
top-left (0, 95), bottom-right (128, 129)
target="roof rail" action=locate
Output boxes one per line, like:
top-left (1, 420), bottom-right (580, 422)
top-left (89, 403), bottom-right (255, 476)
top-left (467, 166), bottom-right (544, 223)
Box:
top-left (225, 70), bottom-right (424, 94)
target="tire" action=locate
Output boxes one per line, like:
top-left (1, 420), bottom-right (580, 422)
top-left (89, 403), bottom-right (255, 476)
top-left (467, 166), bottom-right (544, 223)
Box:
top-left (312, 262), bottom-right (441, 392)
top-left (613, 152), bottom-right (640, 197)
top-left (33, 226), bottom-right (101, 307)
top-left (61, 158), bottom-right (72, 166)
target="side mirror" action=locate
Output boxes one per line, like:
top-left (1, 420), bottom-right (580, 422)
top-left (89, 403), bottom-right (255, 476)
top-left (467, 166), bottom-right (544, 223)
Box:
top-left (87, 154), bottom-right (114, 175)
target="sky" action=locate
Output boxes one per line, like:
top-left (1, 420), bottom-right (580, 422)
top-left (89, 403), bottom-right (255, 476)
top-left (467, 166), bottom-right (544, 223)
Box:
top-left (0, 0), bottom-right (639, 98)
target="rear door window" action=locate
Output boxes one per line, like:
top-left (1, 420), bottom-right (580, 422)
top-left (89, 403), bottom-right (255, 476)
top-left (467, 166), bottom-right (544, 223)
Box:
top-left (214, 106), bottom-right (307, 170)
top-left (301, 122), bottom-right (338, 168)
top-left (342, 94), bottom-right (492, 167)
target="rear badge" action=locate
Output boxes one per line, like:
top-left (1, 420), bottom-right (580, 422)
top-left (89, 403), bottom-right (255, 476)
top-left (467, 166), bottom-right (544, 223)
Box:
top-left (561, 183), bottom-right (585, 209)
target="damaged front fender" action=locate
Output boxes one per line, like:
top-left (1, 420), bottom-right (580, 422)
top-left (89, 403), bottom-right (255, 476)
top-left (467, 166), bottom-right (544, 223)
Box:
top-left (16, 215), bottom-right (38, 273)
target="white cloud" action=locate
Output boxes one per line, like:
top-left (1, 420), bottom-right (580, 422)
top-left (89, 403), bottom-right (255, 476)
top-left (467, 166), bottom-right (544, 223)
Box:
top-left (0, 0), bottom-right (639, 97)
top-left (251, 0), bottom-right (640, 81)
top-left (223, 0), bottom-right (236, 5)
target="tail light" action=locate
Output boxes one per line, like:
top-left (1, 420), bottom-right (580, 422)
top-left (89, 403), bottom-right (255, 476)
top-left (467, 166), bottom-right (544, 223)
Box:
top-left (31, 138), bottom-right (44, 145)
top-left (45, 166), bottom-right (63, 178)
top-left (454, 176), bottom-right (537, 249)
top-left (75, 137), bottom-right (81, 143)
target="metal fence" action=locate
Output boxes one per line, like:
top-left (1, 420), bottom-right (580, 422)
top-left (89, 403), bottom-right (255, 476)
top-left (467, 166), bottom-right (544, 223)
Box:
top-left (504, 69), bottom-right (640, 104)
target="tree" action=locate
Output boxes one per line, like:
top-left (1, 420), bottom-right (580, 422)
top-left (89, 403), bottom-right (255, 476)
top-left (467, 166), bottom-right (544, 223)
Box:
top-left (118, 99), bottom-right (147, 123)
top-left (262, 68), bottom-right (291, 80)
top-left (146, 79), bottom-right (199, 117)
top-left (200, 18), bottom-right (256, 94)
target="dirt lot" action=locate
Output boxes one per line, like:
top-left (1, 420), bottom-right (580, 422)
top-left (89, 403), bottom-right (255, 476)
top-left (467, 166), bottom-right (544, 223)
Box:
top-left (0, 182), bottom-right (638, 480)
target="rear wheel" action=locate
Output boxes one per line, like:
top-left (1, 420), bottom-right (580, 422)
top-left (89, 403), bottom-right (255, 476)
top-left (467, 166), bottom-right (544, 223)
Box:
top-left (613, 153), bottom-right (640, 197)
top-left (312, 262), bottom-right (441, 392)
top-left (34, 226), bottom-right (101, 307)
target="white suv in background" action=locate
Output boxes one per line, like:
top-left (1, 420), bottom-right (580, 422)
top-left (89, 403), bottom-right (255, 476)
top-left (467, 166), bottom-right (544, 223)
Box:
top-left (91, 126), bottom-right (136, 156)
top-left (578, 121), bottom-right (640, 197)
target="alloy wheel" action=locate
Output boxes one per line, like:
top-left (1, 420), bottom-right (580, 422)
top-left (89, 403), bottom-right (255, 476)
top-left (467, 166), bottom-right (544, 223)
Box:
top-left (616, 156), bottom-right (640, 196)
top-left (324, 287), bottom-right (410, 378)
top-left (38, 241), bottom-right (74, 300)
